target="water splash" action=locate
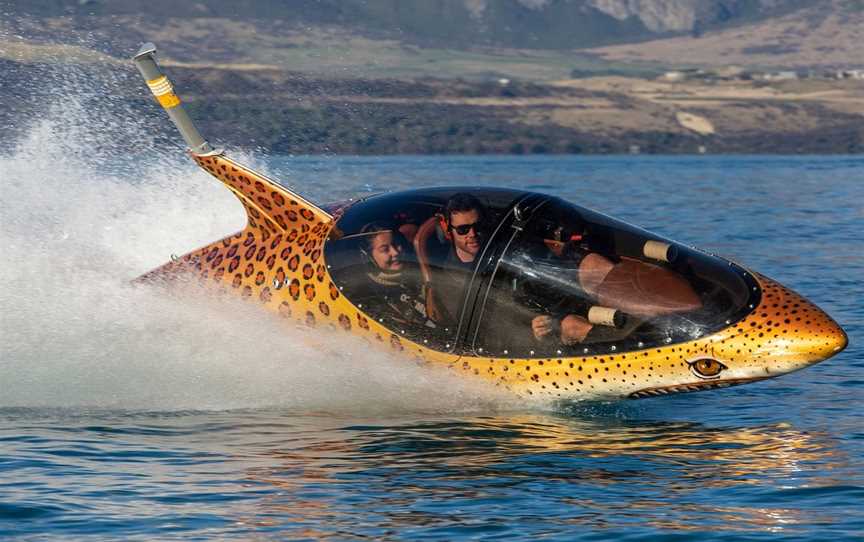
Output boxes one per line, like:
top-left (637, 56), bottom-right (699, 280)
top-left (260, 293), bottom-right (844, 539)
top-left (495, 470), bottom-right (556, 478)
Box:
top-left (0, 63), bottom-right (514, 414)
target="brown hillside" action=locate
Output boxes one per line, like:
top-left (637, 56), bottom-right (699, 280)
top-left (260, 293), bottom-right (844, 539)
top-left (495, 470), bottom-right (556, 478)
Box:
top-left (588, 0), bottom-right (864, 68)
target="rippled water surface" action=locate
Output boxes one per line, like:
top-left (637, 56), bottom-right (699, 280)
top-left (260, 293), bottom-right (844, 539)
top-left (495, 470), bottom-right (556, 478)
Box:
top-left (2, 145), bottom-right (862, 540)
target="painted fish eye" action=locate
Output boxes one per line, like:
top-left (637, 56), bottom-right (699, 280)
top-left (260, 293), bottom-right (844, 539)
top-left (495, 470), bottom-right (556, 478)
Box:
top-left (688, 358), bottom-right (728, 379)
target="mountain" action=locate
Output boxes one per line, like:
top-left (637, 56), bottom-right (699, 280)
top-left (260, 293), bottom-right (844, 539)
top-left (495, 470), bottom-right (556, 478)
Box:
top-left (2, 0), bottom-right (861, 154)
top-left (4, 0), bottom-right (850, 62)
top-left (589, 0), bottom-right (864, 68)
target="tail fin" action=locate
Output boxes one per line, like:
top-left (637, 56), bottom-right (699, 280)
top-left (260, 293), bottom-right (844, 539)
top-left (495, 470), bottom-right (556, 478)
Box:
top-left (132, 43), bottom-right (332, 283)
top-left (191, 153), bottom-right (331, 233)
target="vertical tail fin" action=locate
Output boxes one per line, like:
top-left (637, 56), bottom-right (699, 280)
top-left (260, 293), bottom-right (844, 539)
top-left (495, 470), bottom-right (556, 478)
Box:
top-left (132, 43), bottom-right (332, 284)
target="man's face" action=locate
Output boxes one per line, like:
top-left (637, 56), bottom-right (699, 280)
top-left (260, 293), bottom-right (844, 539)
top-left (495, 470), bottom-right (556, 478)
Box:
top-left (449, 209), bottom-right (484, 262)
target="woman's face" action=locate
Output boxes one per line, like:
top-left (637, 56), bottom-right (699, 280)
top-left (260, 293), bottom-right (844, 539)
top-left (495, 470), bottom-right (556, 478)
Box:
top-left (369, 231), bottom-right (404, 272)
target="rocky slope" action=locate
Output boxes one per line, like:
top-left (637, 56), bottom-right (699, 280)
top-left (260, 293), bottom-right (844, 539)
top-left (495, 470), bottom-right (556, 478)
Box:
top-left (589, 0), bottom-right (864, 68)
top-left (2, 0), bottom-right (827, 52)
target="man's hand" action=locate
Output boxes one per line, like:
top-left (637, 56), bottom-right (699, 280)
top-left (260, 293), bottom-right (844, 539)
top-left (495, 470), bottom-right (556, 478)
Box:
top-left (560, 315), bottom-right (592, 345)
top-left (532, 315), bottom-right (556, 340)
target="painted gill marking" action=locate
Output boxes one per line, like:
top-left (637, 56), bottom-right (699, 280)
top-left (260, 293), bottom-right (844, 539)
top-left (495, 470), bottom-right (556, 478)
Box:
top-left (628, 376), bottom-right (767, 399)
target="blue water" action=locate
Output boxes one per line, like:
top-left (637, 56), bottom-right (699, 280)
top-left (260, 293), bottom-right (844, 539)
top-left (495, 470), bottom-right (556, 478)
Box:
top-left (2, 154), bottom-right (862, 540)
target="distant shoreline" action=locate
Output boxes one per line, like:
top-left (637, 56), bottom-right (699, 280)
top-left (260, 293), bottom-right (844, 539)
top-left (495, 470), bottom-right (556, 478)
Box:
top-left (3, 60), bottom-right (862, 156)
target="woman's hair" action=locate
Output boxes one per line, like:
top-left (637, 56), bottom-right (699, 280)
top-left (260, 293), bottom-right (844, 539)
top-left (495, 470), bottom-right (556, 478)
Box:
top-left (358, 221), bottom-right (411, 253)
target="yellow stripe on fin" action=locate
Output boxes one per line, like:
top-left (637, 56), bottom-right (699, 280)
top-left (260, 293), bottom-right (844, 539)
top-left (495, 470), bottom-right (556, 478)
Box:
top-left (146, 75), bottom-right (172, 94)
top-left (156, 93), bottom-right (181, 108)
top-left (146, 75), bottom-right (181, 108)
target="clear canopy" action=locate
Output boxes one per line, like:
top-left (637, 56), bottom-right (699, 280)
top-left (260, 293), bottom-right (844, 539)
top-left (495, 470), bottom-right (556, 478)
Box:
top-left (325, 189), bottom-right (759, 356)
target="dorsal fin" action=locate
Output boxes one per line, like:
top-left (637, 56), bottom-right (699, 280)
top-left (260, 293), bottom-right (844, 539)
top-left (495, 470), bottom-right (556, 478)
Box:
top-left (135, 152), bottom-right (333, 285)
top-left (131, 42), bottom-right (332, 232)
top-left (191, 152), bottom-right (332, 234)
top-left (131, 43), bottom-right (333, 284)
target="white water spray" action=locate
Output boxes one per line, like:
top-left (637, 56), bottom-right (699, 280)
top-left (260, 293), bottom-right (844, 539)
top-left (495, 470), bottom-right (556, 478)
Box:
top-left (0, 62), bottom-right (514, 413)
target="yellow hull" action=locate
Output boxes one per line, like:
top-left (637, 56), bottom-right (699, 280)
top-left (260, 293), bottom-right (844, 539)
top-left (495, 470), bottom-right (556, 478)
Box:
top-left (138, 152), bottom-right (847, 401)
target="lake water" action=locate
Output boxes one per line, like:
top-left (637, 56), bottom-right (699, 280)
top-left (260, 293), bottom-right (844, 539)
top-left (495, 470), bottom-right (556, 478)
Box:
top-left (2, 118), bottom-right (863, 541)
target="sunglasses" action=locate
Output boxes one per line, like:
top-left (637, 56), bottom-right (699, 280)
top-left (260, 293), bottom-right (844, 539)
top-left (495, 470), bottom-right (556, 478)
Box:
top-left (449, 221), bottom-right (484, 235)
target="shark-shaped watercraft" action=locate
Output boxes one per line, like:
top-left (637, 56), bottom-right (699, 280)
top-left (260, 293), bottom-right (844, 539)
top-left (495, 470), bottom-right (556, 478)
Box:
top-left (132, 44), bottom-right (847, 400)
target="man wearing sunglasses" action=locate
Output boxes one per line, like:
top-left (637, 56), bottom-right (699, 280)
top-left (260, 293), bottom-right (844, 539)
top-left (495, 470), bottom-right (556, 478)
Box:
top-left (423, 193), bottom-right (489, 326)
top-left (445, 193), bottom-right (487, 268)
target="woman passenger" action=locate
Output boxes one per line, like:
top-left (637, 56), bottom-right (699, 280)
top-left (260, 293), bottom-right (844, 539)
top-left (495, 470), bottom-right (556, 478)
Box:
top-left (357, 221), bottom-right (436, 330)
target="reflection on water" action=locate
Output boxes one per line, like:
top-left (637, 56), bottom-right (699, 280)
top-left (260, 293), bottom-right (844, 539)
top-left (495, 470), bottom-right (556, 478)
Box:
top-left (241, 412), bottom-right (848, 538)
